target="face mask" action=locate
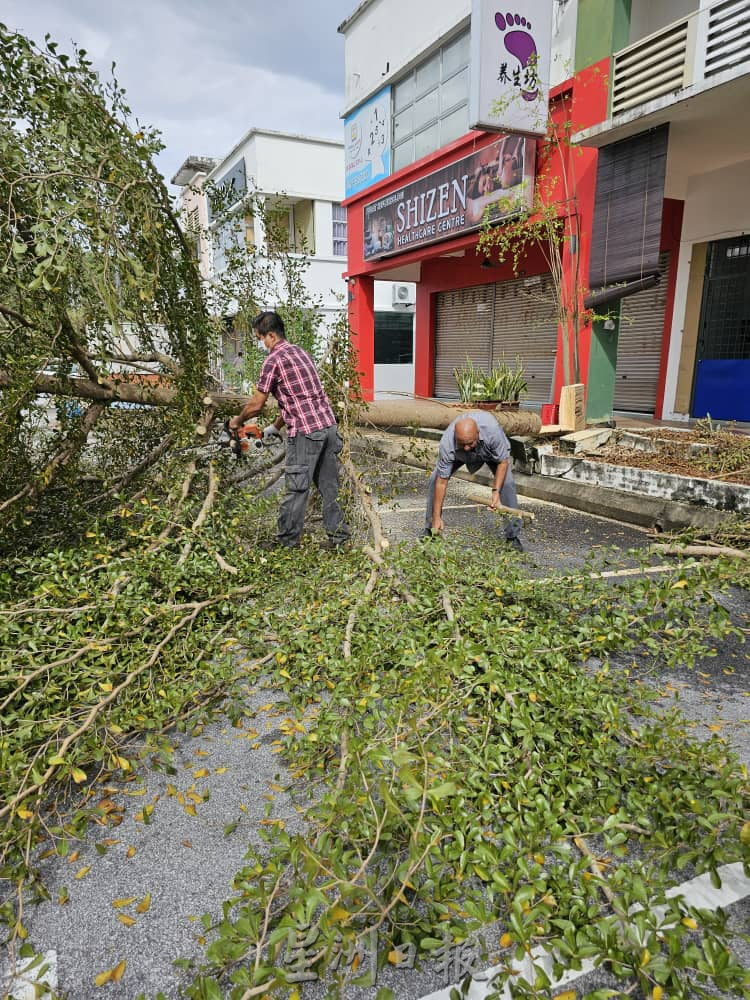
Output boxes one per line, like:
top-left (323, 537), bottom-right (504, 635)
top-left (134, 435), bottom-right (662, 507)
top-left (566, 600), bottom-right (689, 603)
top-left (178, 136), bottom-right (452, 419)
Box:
top-left (257, 339), bottom-right (269, 354)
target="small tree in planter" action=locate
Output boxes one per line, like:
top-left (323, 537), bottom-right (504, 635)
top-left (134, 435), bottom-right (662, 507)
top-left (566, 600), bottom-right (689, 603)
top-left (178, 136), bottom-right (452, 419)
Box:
top-left (453, 357), bottom-right (484, 403)
top-left (477, 85), bottom-right (602, 388)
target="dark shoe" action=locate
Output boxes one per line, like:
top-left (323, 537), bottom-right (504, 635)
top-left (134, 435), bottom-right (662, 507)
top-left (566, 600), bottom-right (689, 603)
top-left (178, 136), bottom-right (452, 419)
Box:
top-left (321, 536), bottom-right (350, 550)
top-left (506, 536), bottom-right (524, 553)
top-left (421, 528), bottom-right (441, 542)
top-left (258, 538), bottom-right (299, 551)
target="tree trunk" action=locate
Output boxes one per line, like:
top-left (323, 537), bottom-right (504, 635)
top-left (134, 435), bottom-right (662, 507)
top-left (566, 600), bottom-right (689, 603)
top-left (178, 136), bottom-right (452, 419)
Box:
top-left (359, 399), bottom-right (542, 435)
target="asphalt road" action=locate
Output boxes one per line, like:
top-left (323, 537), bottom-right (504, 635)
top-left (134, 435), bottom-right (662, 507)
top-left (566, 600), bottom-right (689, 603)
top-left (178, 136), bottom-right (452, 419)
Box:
top-left (3, 462), bottom-right (748, 1000)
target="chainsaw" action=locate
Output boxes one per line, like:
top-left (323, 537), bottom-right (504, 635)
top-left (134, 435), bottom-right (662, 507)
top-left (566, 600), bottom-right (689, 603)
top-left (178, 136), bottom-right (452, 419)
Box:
top-left (218, 419), bottom-right (264, 457)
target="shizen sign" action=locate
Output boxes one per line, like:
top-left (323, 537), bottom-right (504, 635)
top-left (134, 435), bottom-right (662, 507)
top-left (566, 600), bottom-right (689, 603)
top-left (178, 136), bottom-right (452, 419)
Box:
top-left (363, 135), bottom-right (535, 261)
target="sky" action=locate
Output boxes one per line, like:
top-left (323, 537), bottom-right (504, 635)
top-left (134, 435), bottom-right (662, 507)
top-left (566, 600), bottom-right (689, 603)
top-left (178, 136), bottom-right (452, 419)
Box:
top-left (1, 0), bottom-right (357, 190)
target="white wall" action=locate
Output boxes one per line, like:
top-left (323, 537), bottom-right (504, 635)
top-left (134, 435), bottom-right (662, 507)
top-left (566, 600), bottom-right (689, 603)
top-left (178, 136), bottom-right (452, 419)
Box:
top-left (374, 280), bottom-right (414, 310)
top-left (253, 133), bottom-right (344, 202)
top-left (550, 0), bottom-right (578, 87)
top-left (205, 132), bottom-right (344, 215)
top-left (681, 158), bottom-right (750, 244)
top-left (373, 280), bottom-right (415, 398)
top-left (374, 364), bottom-right (415, 397)
top-left (342, 0), bottom-right (580, 115)
top-left (342, 0), bottom-right (470, 115)
top-left (200, 131), bottom-right (349, 331)
top-left (314, 201), bottom-right (335, 258)
top-left (628, 0), bottom-right (698, 45)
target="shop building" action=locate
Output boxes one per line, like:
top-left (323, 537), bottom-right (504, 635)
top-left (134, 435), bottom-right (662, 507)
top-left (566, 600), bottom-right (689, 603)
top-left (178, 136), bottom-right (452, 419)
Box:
top-left (339, 0), bottom-right (750, 423)
top-left (575, 0), bottom-right (750, 423)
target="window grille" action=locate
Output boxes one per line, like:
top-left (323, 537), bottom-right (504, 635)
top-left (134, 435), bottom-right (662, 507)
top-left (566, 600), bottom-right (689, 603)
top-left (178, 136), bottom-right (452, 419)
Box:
top-left (392, 30), bottom-right (470, 173)
top-left (332, 203), bottom-right (348, 257)
top-left (698, 235), bottom-right (750, 362)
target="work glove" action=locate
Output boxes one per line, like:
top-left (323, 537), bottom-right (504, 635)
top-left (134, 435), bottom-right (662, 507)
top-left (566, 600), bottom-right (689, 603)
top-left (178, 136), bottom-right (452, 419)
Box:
top-left (262, 424), bottom-right (281, 444)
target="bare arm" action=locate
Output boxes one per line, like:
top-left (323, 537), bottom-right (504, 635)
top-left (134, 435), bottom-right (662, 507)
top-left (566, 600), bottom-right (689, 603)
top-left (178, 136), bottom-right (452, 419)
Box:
top-left (489, 459), bottom-right (509, 510)
top-left (228, 389), bottom-right (269, 429)
top-left (431, 476), bottom-right (450, 532)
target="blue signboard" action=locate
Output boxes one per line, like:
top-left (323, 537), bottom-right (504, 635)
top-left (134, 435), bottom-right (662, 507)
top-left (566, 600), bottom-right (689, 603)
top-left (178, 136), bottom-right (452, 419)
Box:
top-left (345, 87), bottom-right (391, 199)
top-left (693, 360), bottom-right (750, 422)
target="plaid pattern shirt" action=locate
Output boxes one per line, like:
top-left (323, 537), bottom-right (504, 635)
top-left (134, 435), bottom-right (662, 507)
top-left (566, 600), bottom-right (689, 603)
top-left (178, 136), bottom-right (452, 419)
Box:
top-left (257, 340), bottom-right (335, 437)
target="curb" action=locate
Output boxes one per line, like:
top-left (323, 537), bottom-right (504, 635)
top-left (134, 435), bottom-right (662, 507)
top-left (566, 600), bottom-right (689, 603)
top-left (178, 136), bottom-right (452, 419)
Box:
top-left (355, 430), bottom-right (735, 533)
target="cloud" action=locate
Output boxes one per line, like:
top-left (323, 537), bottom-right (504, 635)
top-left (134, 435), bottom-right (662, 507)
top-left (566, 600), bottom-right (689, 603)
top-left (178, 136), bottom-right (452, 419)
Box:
top-left (2, 0), bottom-right (353, 187)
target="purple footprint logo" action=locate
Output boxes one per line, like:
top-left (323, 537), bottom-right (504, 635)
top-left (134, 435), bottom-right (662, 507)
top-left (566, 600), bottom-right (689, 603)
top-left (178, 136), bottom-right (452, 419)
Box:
top-left (495, 11), bottom-right (539, 102)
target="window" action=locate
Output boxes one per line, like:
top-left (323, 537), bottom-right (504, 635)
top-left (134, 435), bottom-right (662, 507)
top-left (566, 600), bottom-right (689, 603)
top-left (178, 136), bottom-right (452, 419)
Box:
top-left (392, 30), bottom-right (470, 172)
top-left (187, 207), bottom-right (201, 262)
top-left (212, 217), bottom-right (243, 273)
top-left (332, 204), bottom-right (348, 257)
top-left (374, 311), bottom-right (414, 364)
top-left (210, 211), bottom-right (255, 271)
top-left (265, 200), bottom-right (315, 253)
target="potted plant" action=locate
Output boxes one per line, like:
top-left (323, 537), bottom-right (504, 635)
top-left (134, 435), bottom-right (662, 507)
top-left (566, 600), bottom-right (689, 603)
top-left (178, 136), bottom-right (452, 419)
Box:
top-left (484, 357), bottom-right (528, 409)
top-left (453, 356), bottom-right (528, 409)
top-left (453, 357), bottom-right (484, 404)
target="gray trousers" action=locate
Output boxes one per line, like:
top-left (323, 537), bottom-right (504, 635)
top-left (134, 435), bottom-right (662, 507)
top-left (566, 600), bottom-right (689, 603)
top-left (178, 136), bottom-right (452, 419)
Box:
top-left (278, 425), bottom-right (350, 546)
top-left (425, 460), bottom-right (522, 540)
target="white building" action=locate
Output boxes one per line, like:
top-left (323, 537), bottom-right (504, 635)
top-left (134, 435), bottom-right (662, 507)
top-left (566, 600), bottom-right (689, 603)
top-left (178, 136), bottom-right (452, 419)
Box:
top-left (173, 129), bottom-right (414, 397)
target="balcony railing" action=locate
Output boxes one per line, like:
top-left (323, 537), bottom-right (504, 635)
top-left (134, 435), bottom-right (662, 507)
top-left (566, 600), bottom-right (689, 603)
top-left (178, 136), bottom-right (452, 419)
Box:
top-left (610, 0), bottom-right (750, 117)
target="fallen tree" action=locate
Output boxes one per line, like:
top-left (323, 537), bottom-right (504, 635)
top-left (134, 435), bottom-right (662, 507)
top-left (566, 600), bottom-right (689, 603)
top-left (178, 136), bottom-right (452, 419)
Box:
top-left (0, 24), bottom-right (342, 536)
top-left (361, 398), bottom-right (542, 435)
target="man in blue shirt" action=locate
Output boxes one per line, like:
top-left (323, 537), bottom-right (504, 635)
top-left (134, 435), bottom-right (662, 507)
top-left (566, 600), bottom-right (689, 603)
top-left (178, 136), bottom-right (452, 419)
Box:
top-left (425, 411), bottom-right (524, 551)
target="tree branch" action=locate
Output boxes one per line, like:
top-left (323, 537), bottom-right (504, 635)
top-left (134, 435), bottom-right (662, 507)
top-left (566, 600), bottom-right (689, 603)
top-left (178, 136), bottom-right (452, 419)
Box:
top-left (0, 401), bottom-right (106, 513)
top-left (0, 302), bottom-right (34, 329)
top-left (90, 433), bottom-right (175, 504)
top-left (177, 461), bottom-right (219, 567)
top-left (104, 351), bottom-right (181, 375)
top-left (59, 314), bottom-right (112, 388)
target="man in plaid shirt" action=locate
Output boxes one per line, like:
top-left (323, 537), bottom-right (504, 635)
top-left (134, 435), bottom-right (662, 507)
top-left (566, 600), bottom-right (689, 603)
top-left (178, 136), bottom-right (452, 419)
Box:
top-left (229, 311), bottom-right (350, 549)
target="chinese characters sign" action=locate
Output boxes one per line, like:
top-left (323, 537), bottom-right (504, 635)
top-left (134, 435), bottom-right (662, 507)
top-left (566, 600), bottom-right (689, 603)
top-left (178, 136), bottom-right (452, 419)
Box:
top-left (363, 135), bottom-right (535, 261)
top-left (469, 0), bottom-right (554, 137)
top-left (269, 922), bottom-right (498, 990)
top-left (345, 87), bottom-right (392, 198)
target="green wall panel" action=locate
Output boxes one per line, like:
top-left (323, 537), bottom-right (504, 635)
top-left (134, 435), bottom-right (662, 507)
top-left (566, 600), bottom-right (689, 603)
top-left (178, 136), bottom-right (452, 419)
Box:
top-left (586, 312), bottom-right (621, 422)
top-left (575, 0), bottom-right (632, 72)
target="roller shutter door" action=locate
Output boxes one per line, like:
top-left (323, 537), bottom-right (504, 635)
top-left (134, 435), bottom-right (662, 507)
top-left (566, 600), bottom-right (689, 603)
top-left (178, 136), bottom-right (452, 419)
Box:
top-left (614, 251), bottom-right (670, 413)
top-left (491, 272), bottom-right (558, 406)
top-left (435, 275), bottom-right (558, 401)
top-left (434, 284), bottom-right (494, 397)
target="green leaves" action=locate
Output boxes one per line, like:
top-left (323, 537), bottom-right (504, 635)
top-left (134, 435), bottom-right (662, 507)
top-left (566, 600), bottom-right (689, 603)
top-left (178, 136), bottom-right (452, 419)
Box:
top-left (166, 536), bottom-right (750, 997)
top-left (1, 388), bottom-right (748, 1000)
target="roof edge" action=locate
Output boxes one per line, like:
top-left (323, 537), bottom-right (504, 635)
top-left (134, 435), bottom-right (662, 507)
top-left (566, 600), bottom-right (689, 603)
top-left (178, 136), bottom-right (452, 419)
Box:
top-left (337, 0), bottom-right (377, 34)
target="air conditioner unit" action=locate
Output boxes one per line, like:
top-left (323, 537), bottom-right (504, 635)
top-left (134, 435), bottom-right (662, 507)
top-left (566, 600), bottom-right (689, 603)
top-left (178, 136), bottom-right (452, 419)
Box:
top-left (392, 283), bottom-right (414, 307)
